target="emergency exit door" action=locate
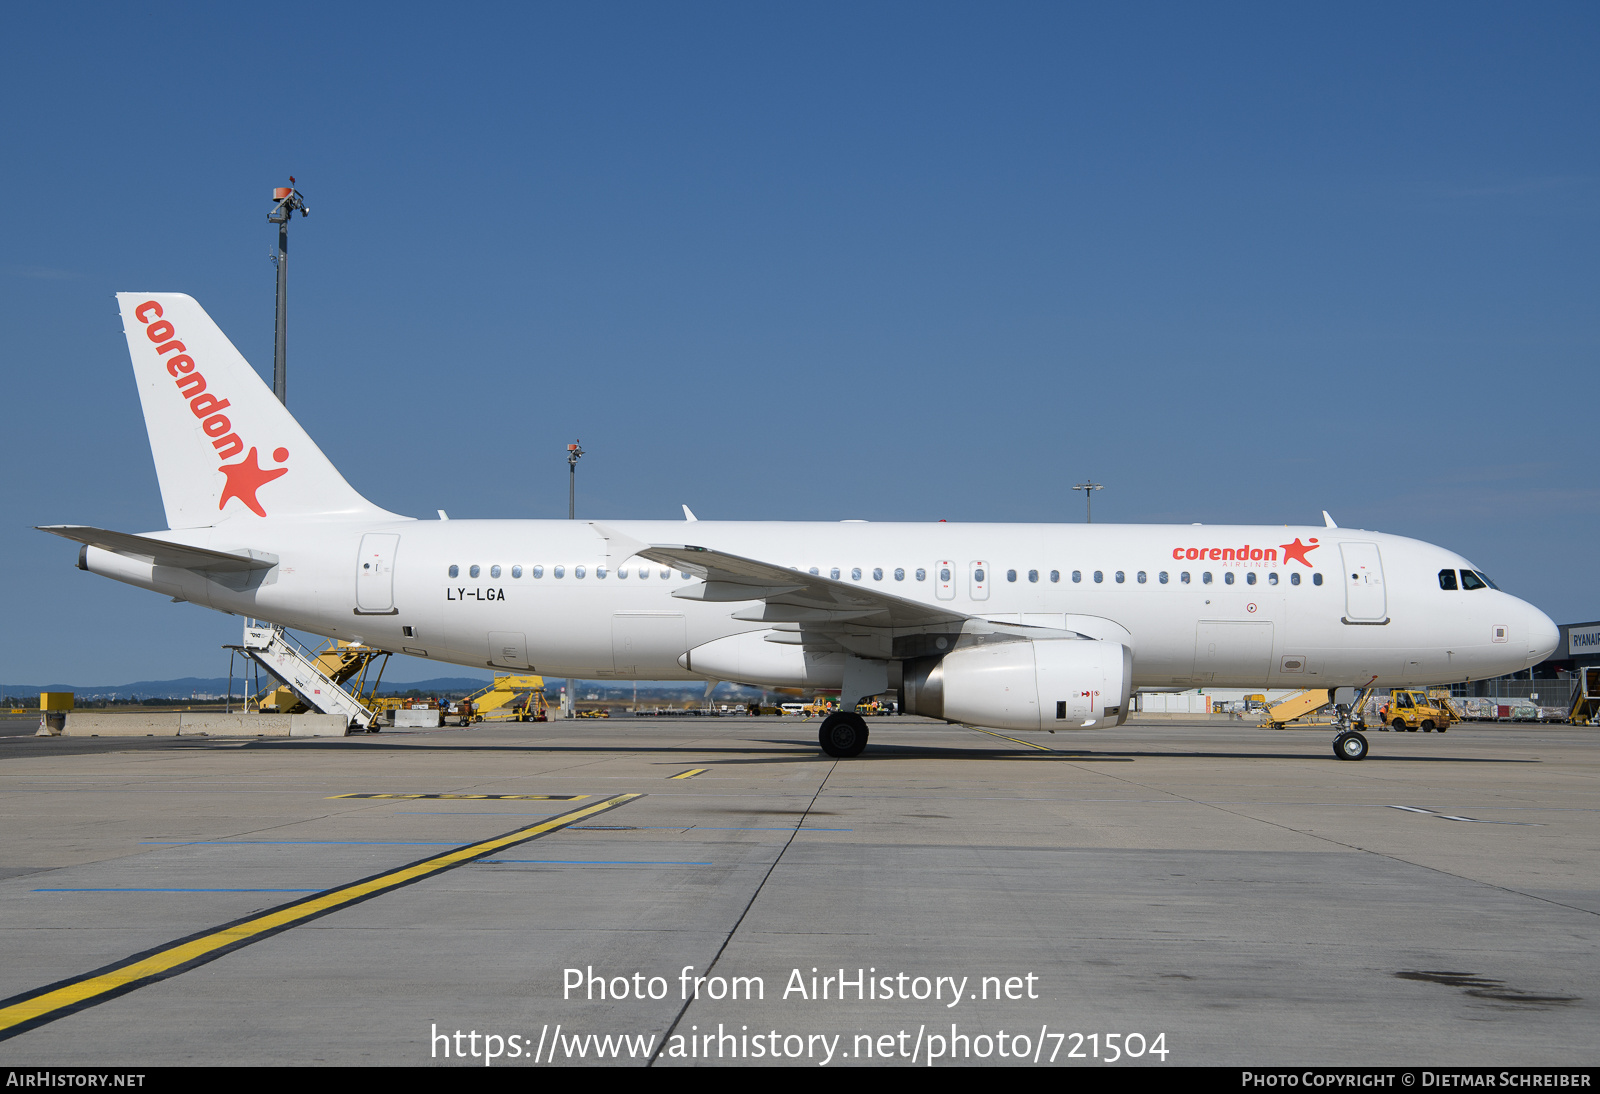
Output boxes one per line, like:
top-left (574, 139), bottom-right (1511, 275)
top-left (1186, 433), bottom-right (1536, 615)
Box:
top-left (355, 533), bottom-right (400, 613)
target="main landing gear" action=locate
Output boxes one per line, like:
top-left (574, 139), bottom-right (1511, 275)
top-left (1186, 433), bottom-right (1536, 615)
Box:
top-left (819, 711), bottom-right (869, 758)
top-left (1333, 730), bottom-right (1369, 761)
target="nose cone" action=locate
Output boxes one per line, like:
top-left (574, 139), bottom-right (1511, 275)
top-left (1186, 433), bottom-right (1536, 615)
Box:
top-left (1527, 605), bottom-right (1560, 663)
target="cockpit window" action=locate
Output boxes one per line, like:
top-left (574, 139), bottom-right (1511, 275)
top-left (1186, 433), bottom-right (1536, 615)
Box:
top-left (1460, 569), bottom-right (1487, 591)
top-left (1477, 571), bottom-right (1499, 590)
top-left (1438, 569), bottom-right (1458, 591)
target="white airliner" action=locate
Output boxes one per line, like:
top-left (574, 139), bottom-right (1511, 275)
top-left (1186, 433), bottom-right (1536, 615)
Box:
top-left (42, 294), bottom-right (1559, 761)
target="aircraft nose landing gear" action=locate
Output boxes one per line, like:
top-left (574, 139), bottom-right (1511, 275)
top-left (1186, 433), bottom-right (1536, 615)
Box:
top-left (819, 711), bottom-right (869, 758)
top-left (1333, 731), bottom-right (1369, 761)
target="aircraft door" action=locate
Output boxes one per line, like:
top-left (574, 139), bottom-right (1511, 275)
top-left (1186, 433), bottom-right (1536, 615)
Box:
top-left (1339, 542), bottom-right (1387, 622)
top-left (355, 533), bottom-right (400, 613)
top-left (969, 560), bottom-right (990, 601)
top-left (1194, 621), bottom-right (1275, 685)
top-left (489, 631), bottom-right (530, 670)
top-left (934, 561), bottom-right (956, 601)
top-left (613, 612), bottom-right (688, 674)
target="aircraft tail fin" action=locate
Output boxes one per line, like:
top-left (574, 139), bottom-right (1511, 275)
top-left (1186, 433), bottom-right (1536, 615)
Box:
top-left (116, 293), bottom-right (400, 528)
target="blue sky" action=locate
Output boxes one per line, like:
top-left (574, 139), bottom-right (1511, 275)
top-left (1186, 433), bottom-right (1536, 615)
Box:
top-left (4, 3), bottom-right (1597, 684)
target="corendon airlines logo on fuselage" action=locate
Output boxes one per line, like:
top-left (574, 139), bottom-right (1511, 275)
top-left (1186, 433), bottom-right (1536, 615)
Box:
top-left (134, 300), bottom-right (288, 518)
top-left (1171, 537), bottom-right (1321, 566)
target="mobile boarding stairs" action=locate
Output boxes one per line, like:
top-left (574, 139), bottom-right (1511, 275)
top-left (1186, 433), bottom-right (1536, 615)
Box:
top-left (238, 623), bottom-right (380, 731)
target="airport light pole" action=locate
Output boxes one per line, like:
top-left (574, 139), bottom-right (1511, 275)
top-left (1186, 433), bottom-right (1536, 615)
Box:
top-left (567, 441), bottom-right (584, 520)
top-left (1073, 480), bottom-right (1103, 523)
top-left (267, 179), bottom-right (309, 406)
top-left (566, 440), bottom-right (584, 719)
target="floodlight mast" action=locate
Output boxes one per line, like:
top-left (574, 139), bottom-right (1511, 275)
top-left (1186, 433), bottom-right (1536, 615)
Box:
top-left (567, 441), bottom-right (585, 520)
top-left (565, 439), bottom-right (586, 720)
top-left (1073, 480), bottom-right (1103, 523)
top-left (267, 179), bottom-right (309, 406)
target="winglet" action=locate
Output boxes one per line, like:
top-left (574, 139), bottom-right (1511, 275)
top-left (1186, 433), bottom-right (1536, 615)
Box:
top-left (682, 504), bottom-right (698, 522)
top-left (1323, 510), bottom-right (1338, 528)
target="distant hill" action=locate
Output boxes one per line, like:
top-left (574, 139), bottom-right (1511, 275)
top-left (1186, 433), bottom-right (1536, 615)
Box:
top-left (1, 676), bottom-right (766, 702)
top-left (1, 676), bottom-right (495, 700)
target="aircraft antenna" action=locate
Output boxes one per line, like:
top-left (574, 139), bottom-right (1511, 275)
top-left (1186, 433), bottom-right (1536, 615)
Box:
top-left (267, 178), bottom-right (309, 406)
top-left (1073, 480), bottom-right (1103, 523)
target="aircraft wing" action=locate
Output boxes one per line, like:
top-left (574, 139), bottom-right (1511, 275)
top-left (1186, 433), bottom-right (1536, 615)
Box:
top-left (37, 526), bottom-right (277, 573)
top-left (636, 541), bottom-right (971, 629)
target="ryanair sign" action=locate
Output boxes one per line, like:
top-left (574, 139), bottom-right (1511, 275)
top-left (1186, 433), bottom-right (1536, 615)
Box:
top-left (1564, 623), bottom-right (1600, 659)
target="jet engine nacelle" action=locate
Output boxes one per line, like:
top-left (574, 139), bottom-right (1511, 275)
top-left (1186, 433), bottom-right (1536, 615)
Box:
top-left (901, 639), bottom-right (1133, 731)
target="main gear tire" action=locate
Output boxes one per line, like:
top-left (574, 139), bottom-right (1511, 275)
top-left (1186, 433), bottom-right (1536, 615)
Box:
top-left (819, 712), bottom-right (869, 758)
top-left (1333, 731), bottom-right (1370, 761)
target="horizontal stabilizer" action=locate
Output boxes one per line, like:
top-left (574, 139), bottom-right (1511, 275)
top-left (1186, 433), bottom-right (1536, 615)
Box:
top-left (37, 526), bottom-right (276, 572)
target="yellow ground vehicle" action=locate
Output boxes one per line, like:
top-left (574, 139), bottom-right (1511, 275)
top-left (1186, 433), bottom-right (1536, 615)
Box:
top-left (1571, 667), bottom-right (1600, 726)
top-left (1380, 690), bottom-right (1456, 733)
top-left (461, 674), bottom-right (549, 723)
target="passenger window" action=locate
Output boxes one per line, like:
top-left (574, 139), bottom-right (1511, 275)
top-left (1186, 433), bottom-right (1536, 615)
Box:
top-left (1246, 572), bottom-right (1256, 585)
top-left (975, 568), bottom-right (986, 583)
top-left (1267, 572), bottom-right (1278, 586)
top-left (532, 565), bottom-right (544, 578)
top-left (637, 567), bottom-right (648, 579)
top-left (809, 567), bottom-right (819, 576)
top-left (1460, 570), bottom-right (1486, 591)
top-left (1115, 571), bottom-right (1124, 583)
top-left (448, 564), bottom-right (459, 579)
top-left (851, 567), bottom-right (862, 581)
top-left (617, 567), bottom-right (628, 578)
top-left (1028, 569), bottom-right (1039, 583)
top-left (1159, 571), bottom-right (1168, 584)
top-left (596, 567), bottom-right (607, 579)
top-left (939, 567), bottom-right (950, 582)
top-left (1291, 572), bottom-right (1300, 585)
top-left (1072, 570), bottom-right (1082, 583)
top-left (490, 565), bottom-right (501, 579)
top-left (1224, 572), bottom-right (1234, 585)
top-left (554, 566), bottom-right (565, 578)
top-left (873, 568), bottom-right (883, 581)
top-left (1439, 569), bottom-right (1458, 591)
top-left (1181, 572), bottom-right (1191, 584)
top-left (469, 564), bottom-right (481, 579)
top-left (831, 568), bottom-right (841, 580)
top-left (1312, 573), bottom-right (1323, 586)
top-left (512, 565), bottom-right (522, 579)
top-left (894, 568), bottom-right (905, 581)
top-left (1203, 572), bottom-right (1213, 584)
top-left (1006, 569), bottom-right (1017, 582)
top-left (575, 566), bottom-right (586, 579)
top-left (679, 571), bottom-right (690, 580)
top-left (1093, 571), bottom-right (1103, 583)
top-left (916, 568), bottom-right (926, 581)
top-left (1137, 571), bottom-right (1147, 584)
top-left (1050, 570), bottom-right (1060, 583)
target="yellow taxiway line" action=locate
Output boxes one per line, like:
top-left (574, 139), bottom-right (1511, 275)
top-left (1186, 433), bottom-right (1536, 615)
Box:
top-left (968, 727), bottom-right (1054, 751)
top-left (0, 793), bottom-right (641, 1041)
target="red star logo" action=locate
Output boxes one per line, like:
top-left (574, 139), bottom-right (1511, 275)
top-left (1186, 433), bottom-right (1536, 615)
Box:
top-left (1280, 536), bottom-right (1320, 567)
top-left (218, 447), bottom-right (288, 517)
